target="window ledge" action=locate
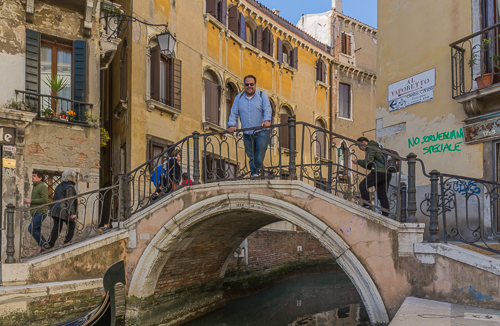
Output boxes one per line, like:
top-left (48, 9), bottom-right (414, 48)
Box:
top-left (146, 98), bottom-right (180, 121)
top-left (315, 156), bottom-right (329, 164)
top-left (0, 107), bottom-right (37, 123)
top-left (315, 80), bottom-right (330, 90)
top-left (280, 63), bottom-right (297, 74)
top-left (226, 30), bottom-right (245, 46)
top-left (337, 116), bottom-right (353, 122)
top-left (202, 121), bottom-right (226, 132)
top-left (341, 53), bottom-right (354, 59)
top-left (203, 13), bottom-right (226, 31)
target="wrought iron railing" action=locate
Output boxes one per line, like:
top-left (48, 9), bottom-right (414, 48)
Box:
top-left (15, 89), bottom-right (92, 123)
top-left (124, 118), bottom-right (408, 222)
top-left (6, 184), bottom-right (120, 261)
top-left (10, 117), bottom-right (500, 261)
top-left (450, 22), bottom-right (500, 98)
top-left (419, 162), bottom-right (500, 254)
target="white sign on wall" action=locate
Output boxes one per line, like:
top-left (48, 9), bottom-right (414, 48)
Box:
top-left (387, 68), bottom-right (436, 112)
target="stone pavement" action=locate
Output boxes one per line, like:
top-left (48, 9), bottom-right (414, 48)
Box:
top-left (390, 297), bottom-right (500, 326)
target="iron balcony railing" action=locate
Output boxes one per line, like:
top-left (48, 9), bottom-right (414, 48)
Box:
top-left (15, 89), bottom-right (92, 123)
top-left (450, 22), bottom-right (500, 98)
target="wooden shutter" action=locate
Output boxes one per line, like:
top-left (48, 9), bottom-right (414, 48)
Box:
top-left (339, 83), bottom-right (350, 119)
top-left (220, 0), bottom-right (227, 25)
top-left (262, 27), bottom-right (269, 54)
top-left (25, 29), bottom-right (40, 94)
top-left (291, 47), bottom-right (298, 69)
top-left (239, 12), bottom-right (246, 40)
top-left (228, 6), bottom-right (238, 34)
top-left (205, 79), bottom-right (219, 124)
top-left (341, 33), bottom-right (346, 54)
top-left (73, 40), bottom-right (87, 121)
top-left (150, 45), bottom-right (160, 101)
top-left (346, 35), bottom-right (351, 55)
top-left (269, 31), bottom-right (274, 57)
top-left (315, 59), bottom-right (321, 81)
top-left (316, 130), bottom-right (325, 158)
top-left (280, 113), bottom-right (289, 149)
top-left (73, 41), bottom-right (87, 102)
top-left (322, 61), bottom-right (327, 83)
top-left (277, 38), bottom-right (283, 63)
top-left (206, 0), bottom-right (216, 17)
top-left (256, 25), bottom-right (263, 50)
top-left (169, 58), bottom-right (182, 110)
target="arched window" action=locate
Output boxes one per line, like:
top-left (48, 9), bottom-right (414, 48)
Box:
top-left (315, 119), bottom-right (327, 159)
top-left (226, 83), bottom-right (237, 125)
top-left (204, 70), bottom-right (220, 125)
top-left (277, 38), bottom-right (298, 69)
top-left (315, 58), bottom-right (327, 83)
top-left (279, 106), bottom-right (292, 149)
top-left (245, 23), bottom-right (254, 45)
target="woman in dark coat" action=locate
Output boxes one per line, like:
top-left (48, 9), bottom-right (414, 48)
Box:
top-left (47, 169), bottom-right (78, 249)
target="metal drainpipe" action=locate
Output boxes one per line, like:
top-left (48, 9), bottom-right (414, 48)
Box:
top-left (330, 15), bottom-right (335, 132)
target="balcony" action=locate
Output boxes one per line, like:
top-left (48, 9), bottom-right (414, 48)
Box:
top-left (450, 22), bottom-right (500, 117)
top-left (15, 90), bottom-right (93, 125)
top-left (99, 1), bottom-right (125, 69)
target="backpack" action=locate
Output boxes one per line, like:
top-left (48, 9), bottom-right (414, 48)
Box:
top-left (380, 148), bottom-right (401, 173)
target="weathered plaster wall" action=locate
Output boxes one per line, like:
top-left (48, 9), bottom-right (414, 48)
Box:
top-left (376, 0), bottom-right (481, 181)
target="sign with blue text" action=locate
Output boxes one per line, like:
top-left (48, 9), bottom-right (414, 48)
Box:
top-left (388, 68), bottom-right (436, 112)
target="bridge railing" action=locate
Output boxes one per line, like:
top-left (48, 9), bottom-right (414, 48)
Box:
top-left (419, 161), bottom-right (500, 254)
top-left (123, 118), bottom-right (409, 222)
top-left (5, 185), bottom-right (120, 262)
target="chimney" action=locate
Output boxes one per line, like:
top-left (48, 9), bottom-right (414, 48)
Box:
top-left (272, 9), bottom-right (280, 16)
top-left (332, 0), bottom-right (342, 13)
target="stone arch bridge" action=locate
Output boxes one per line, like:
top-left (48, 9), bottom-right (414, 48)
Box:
top-left (8, 179), bottom-right (500, 326)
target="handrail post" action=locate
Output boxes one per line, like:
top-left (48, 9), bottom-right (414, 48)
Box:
top-left (288, 116), bottom-right (296, 180)
top-left (192, 131), bottom-right (201, 185)
top-left (428, 170), bottom-right (440, 243)
top-left (118, 172), bottom-right (125, 228)
top-left (406, 153), bottom-right (418, 223)
top-left (400, 182), bottom-right (407, 223)
top-left (5, 204), bottom-right (16, 263)
top-left (327, 160), bottom-right (333, 193)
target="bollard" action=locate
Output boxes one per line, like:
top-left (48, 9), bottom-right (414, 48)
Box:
top-left (406, 153), bottom-right (418, 223)
top-left (192, 131), bottom-right (201, 185)
top-left (400, 182), bottom-right (407, 223)
top-left (428, 170), bottom-right (440, 243)
top-left (288, 116), bottom-right (296, 180)
top-left (5, 203), bottom-right (16, 263)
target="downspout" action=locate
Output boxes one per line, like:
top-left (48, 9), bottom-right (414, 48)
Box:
top-left (329, 13), bottom-right (336, 133)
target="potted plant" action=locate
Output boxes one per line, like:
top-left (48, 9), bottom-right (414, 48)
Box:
top-left (100, 127), bottom-right (110, 147)
top-left (472, 38), bottom-right (494, 89)
top-left (43, 74), bottom-right (69, 114)
top-left (67, 110), bottom-right (76, 121)
top-left (85, 112), bottom-right (100, 128)
top-left (60, 110), bottom-right (67, 120)
top-left (42, 108), bottom-right (53, 118)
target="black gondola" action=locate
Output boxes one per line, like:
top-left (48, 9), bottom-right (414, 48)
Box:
top-left (56, 260), bottom-right (126, 326)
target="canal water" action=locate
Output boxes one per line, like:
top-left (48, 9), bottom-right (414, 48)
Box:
top-left (184, 271), bottom-right (370, 326)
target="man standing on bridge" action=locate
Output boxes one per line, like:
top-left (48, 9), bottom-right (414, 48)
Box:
top-left (227, 75), bottom-right (272, 178)
top-left (351, 137), bottom-right (392, 217)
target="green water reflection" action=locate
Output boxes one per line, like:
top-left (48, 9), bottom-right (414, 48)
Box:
top-left (184, 271), bottom-right (370, 326)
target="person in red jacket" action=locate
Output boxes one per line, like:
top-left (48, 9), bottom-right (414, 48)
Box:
top-left (181, 173), bottom-right (193, 186)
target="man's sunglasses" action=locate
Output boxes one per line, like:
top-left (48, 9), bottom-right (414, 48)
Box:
top-left (245, 83), bottom-right (255, 86)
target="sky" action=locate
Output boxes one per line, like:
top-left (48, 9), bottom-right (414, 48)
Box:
top-left (256, 0), bottom-right (377, 29)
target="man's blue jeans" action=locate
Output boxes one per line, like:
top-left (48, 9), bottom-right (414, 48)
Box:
top-left (243, 131), bottom-right (270, 175)
top-left (28, 212), bottom-right (47, 246)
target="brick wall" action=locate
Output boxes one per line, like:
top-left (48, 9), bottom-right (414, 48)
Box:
top-left (226, 229), bottom-right (334, 273)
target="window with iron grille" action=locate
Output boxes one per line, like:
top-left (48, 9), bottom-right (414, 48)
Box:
top-left (33, 170), bottom-right (62, 201)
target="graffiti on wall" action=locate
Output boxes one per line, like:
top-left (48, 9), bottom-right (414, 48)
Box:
top-left (407, 128), bottom-right (463, 155)
top-left (452, 180), bottom-right (481, 197)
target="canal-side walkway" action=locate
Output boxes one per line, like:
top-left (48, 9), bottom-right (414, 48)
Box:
top-left (390, 297), bottom-right (500, 325)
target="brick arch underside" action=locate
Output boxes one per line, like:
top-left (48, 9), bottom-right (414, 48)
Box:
top-left (128, 193), bottom-right (390, 324)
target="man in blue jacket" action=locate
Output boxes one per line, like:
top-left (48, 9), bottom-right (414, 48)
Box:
top-left (227, 75), bottom-right (272, 177)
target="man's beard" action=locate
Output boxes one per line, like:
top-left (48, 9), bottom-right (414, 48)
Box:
top-left (245, 89), bottom-right (255, 96)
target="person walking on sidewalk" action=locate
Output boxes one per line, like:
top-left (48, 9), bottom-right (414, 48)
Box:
top-left (227, 75), bottom-right (272, 178)
top-left (351, 137), bottom-right (392, 216)
top-left (25, 171), bottom-right (49, 247)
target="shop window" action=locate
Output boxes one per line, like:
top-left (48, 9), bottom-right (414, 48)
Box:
top-left (150, 41), bottom-right (182, 110)
top-left (204, 154), bottom-right (237, 182)
top-left (339, 83), bottom-right (351, 119)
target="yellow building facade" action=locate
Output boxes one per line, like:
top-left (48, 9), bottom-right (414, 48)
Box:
top-left (101, 0), bottom-right (376, 189)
